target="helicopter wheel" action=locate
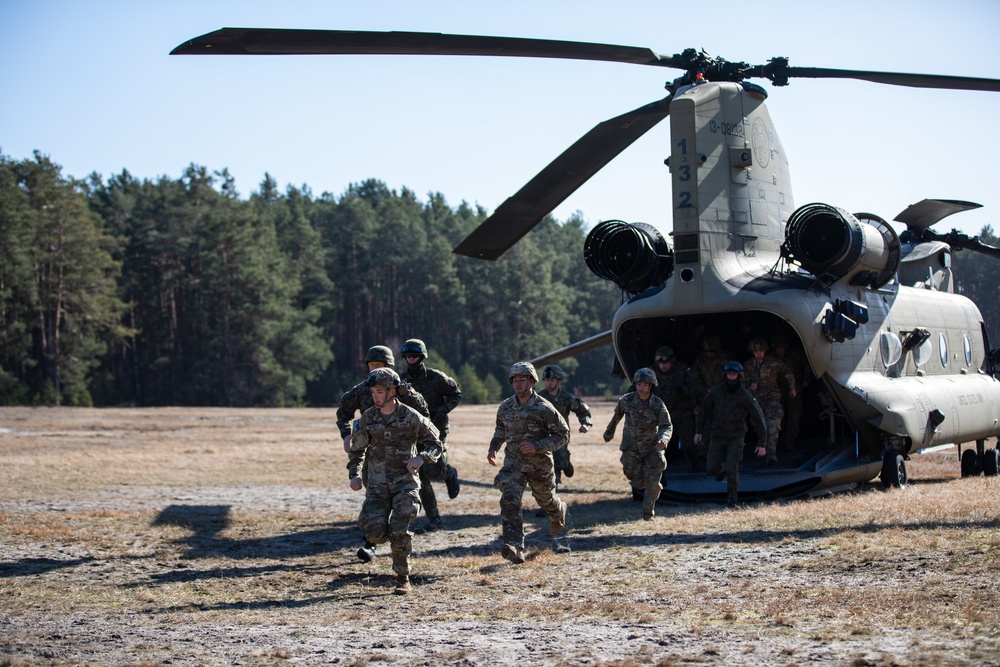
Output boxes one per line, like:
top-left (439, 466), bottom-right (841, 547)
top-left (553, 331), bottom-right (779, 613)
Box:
top-left (880, 452), bottom-right (908, 489)
top-left (960, 448), bottom-right (981, 478)
top-left (982, 448), bottom-right (1000, 477)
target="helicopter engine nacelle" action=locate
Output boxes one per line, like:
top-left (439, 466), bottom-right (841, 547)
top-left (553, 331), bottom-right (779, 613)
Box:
top-left (782, 203), bottom-right (901, 290)
top-left (584, 219), bottom-right (674, 294)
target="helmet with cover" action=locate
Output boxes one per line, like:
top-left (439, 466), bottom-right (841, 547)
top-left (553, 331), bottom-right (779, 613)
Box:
top-left (701, 335), bottom-right (721, 352)
top-left (365, 345), bottom-right (395, 366)
top-left (633, 367), bottom-right (658, 387)
top-left (542, 364), bottom-right (565, 381)
top-left (366, 367), bottom-right (401, 389)
top-left (748, 337), bottom-right (769, 353)
top-left (508, 361), bottom-right (538, 384)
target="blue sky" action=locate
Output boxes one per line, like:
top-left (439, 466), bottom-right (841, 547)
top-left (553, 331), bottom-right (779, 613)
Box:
top-left (3, 0), bottom-right (999, 239)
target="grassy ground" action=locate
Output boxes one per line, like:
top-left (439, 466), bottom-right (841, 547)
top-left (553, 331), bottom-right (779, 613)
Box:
top-left (2, 404), bottom-right (999, 666)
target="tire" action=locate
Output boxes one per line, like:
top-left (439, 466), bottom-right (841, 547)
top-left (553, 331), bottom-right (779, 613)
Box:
top-left (982, 448), bottom-right (1000, 477)
top-left (961, 448), bottom-right (981, 478)
top-left (880, 452), bottom-right (908, 489)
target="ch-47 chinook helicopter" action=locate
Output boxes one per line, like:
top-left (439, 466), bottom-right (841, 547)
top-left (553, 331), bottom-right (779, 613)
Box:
top-left (172, 28), bottom-right (1000, 501)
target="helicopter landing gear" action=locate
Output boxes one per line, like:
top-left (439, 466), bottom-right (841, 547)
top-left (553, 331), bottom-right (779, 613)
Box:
top-left (960, 448), bottom-right (981, 477)
top-left (880, 451), bottom-right (908, 489)
top-left (960, 439), bottom-right (993, 477)
top-left (982, 448), bottom-right (1000, 477)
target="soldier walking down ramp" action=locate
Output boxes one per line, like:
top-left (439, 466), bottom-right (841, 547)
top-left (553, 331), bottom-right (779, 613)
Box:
top-left (603, 368), bottom-right (673, 521)
top-left (743, 337), bottom-right (796, 465)
top-left (487, 362), bottom-right (570, 564)
top-left (652, 345), bottom-right (705, 470)
top-left (695, 362), bottom-right (767, 507)
top-left (347, 368), bottom-right (442, 595)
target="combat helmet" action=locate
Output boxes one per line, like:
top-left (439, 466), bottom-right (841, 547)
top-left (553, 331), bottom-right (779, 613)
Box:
top-left (365, 345), bottom-right (395, 366)
top-left (508, 361), bottom-right (538, 384)
top-left (701, 334), bottom-right (721, 352)
top-left (633, 367), bottom-right (658, 387)
top-left (748, 337), bottom-right (769, 353)
top-left (722, 361), bottom-right (744, 375)
top-left (542, 364), bottom-right (565, 380)
top-left (366, 367), bottom-right (401, 388)
top-left (400, 338), bottom-right (428, 360)
top-left (654, 346), bottom-right (675, 363)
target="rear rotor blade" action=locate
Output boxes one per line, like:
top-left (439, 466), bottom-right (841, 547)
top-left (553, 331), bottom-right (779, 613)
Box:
top-left (171, 27), bottom-right (673, 67)
top-left (453, 96), bottom-right (671, 260)
top-left (779, 66), bottom-right (1000, 92)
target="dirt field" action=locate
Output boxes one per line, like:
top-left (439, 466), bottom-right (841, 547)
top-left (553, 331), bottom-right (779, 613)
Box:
top-left (2, 403), bottom-right (1000, 666)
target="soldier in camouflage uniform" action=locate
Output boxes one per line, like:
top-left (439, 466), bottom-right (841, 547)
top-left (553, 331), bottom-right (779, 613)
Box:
top-left (337, 346), bottom-right (430, 453)
top-left (653, 346), bottom-right (706, 470)
top-left (694, 362), bottom-right (767, 506)
top-left (347, 367), bottom-right (442, 595)
top-left (692, 334), bottom-right (734, 394)
top-left (743, 337), bottom-right (796, 465)
top-left (336, 346), bottom-right (431, 563)
top-left (487, 362), bottom-right (570, 564)
top-left (770, 334), bottom-right (809, 452)
top-left (603, 368), bottom-right (673, 521)
top-left (400, 338), bottom-right (462, 533)
top-left (538, 364), bottom-right (592, 485)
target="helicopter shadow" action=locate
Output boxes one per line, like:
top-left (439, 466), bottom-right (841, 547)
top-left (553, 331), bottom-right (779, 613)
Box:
top-left (151, 503), bottom-right (362, 560)
top-left (0, 556), bottom-right (96, 578)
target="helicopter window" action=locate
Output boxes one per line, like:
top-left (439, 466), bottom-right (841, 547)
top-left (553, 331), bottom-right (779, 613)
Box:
top-left (913, 339), bottom-right (932, 367)
top-left (939, 333), bottom-right (949, 367)
top-left (964, 334), bottom-right (973, 366)
top-left (880, 331), bottom-right (902, 368)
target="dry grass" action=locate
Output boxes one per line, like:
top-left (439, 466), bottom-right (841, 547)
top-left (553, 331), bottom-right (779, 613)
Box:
top-left (2, 403), bottom-right (1000, 665)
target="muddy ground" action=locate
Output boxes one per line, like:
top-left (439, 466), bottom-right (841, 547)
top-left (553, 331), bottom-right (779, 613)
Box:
top-left (2, 404), bottom-right (999, 666)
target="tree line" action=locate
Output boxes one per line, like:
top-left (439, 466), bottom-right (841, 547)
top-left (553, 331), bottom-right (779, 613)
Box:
top-left (2, 150), bottom-right (998, 407)
top-left (0, 151), bottom-right (623, 407)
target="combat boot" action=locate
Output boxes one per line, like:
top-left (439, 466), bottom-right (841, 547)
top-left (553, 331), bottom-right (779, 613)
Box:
top-left (501, 543), bottom-right (525, 564)
top-left (356, 542), bottom-right (376, 563)
top-left (445, 466), bottom-right (461, 499)
top-left (394, 574), bottom-right (411, 595)
top-left (550, 501), bottom-right (568, 536)
top-left (564, 461), bottom-right (574, 478)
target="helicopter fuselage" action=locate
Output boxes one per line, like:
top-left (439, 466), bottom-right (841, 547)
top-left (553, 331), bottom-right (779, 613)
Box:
top-left (598, 80), bottom-right (1000, 494)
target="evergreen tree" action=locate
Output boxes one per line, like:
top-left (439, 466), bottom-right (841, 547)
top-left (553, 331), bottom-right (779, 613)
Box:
top-left (0, 152), bottom-right (127, 405)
